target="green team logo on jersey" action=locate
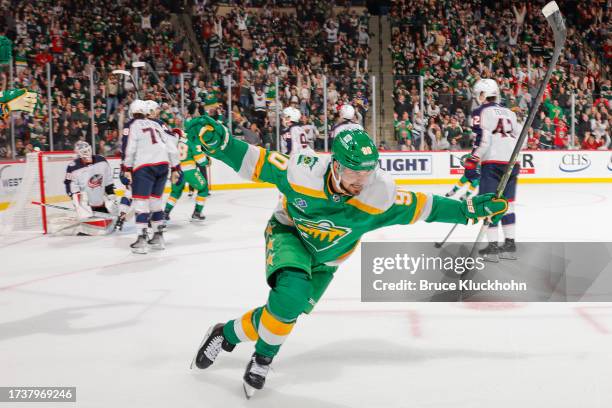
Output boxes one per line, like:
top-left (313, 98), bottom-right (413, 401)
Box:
top-left (297, 155), bottom-right (318, 169)
top-left (294, 218), bottom-right (351, 252)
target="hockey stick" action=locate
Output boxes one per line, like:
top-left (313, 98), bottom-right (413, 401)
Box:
top-left (435, 223), bottom-right (459, 248)
top-left (467, 1), bottom-right (566, 262)
top-left (32, 201), bottom-right (116, 219)
top-left (112, 69), bottom-right (141, 98)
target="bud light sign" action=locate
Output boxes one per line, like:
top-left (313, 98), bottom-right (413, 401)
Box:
top-left (559, 153), bottom-right (591, 172)
top-left (378, 155), bottom-right (432, 176)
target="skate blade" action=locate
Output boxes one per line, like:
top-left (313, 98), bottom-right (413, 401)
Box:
top-left (500, 252), bottom-right (517, 260)
top-left (190, 219), bottom-right (206, 223)
top-left (131, 246), bottom-right (148, 254)
top-left (190, 325), bottom-right (215, 369)
top-left (482, 254), bottom-right (500, 263)
top-left (148, 241), bottom-right (166, 250)
top-left (243, 382), bottom-right (257, 399)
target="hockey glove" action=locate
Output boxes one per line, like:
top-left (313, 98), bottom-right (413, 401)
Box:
top-left (462, 154), bottom-right (480, 181)
top-left (120, 167), bottom-right (132, 186)
top-left (171, 166), bottom-right (183, 185)
top-left (185, 115), bottom-right (229, 154)
top-left (0, 89), bottom-right (38, 117)
top-left (461, 193), bottom-right (508, 224)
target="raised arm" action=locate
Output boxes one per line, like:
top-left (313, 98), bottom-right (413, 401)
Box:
top-left (185, 115), bottom-right (290, 188)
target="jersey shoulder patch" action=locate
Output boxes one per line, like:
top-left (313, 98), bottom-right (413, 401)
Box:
top-left (287, 153), bottom-right (330, 196)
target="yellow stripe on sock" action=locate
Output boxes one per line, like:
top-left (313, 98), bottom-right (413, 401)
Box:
top-left (261, 307), bottom-right (294, 336)
top-left (196, 196), bottom-right (207, 203)
top-left (241, 309), bottom-right (259, 341)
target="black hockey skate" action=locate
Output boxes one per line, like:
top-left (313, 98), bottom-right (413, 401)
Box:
top-left (478, 242), bottom-right (500, 263)
top-left (147, 227), bottom-right (165, 250)
top-left (191, 210), bottom-right (206, 222)
top-left (499, 238), bottom-right (517, 260)
top-left (130, 229), bottom-right (149, 254)
top-left (190, 323), bottom-right (236, 369)
top-left (115, 212), bottom-right (127, 231)
top-left (243, 353), bottom-right (273, 399)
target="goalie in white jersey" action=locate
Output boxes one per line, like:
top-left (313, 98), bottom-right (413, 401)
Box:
top-left (280, 107), bottom-right (312, 155)
top-left (122, 99), bottom-right (181, 254)
top-left (464, 78), bottom-right (520, 261)
top-left (64, 141), bottom-right (117, 232)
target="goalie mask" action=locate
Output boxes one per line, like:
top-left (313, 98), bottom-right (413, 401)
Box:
top-left (331, 129), bottom-right (378, 195)
top-left (74, 140), bottom-right (92, 163)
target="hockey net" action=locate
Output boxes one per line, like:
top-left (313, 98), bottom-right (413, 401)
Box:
top-left (0, 151), bottom-right (78, 235)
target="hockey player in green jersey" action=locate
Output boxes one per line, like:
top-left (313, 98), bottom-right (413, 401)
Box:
top-left (164, 129), bottom-right (209, 222)
top-left (186, 115), bottom-right (508, 398)
top-left (446, 154), bottom-right (481, 200)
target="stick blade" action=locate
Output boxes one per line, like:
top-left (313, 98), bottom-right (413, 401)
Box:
top-left (112, 69), bottom-right (131, 76)
top-left (542, 1), bottom-right (559, 17)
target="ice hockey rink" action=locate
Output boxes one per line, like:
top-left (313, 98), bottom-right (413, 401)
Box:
top-left (1, 183), bottom-right (611, 408)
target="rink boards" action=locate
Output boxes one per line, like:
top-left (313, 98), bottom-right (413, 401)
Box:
top-left (1, 150), bottom-right (611, 211)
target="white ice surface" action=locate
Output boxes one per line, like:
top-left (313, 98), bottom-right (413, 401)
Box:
top-left (1, 184), bottom-right (611, 408)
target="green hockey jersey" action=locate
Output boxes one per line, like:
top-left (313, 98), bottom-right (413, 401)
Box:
top-left (190, 128), bottom-right (472, 266)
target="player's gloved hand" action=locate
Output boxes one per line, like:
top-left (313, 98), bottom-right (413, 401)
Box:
top-left (185, 115), bottom-right (229, 154)
top-left (462, 154), bottom-right (480, 181)
top-left (461, 193), bottom-right (508, 224)
top-left (0, 89), bottom-right (38, 116)
top-left (120, 167), bottom-right (132, 186)
top-left (171, 166), bottom-right (183, 185)
top-left (104, 194), bottom-right (118, 215)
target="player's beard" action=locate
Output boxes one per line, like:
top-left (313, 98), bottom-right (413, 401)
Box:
top-left (341, 180), bottom-right (364, 195)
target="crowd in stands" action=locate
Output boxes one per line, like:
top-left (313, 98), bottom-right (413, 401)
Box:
top-left (390, 0), bottom-right (610, 151)
top-left (0, 0), bottom-right (193, 159)
top-left (1, 0), bottom-right (609, 160)
top-left (191, 0), bottom-right (372, 150)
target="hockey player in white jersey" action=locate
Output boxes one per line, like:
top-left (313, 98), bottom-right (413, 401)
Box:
top-left (330, 104), bottom-right (364, 140)
top-left (64, 141), bottom-right (117, 232)
top-left (122, 99), bottom-right (181, 254)
top-left (280, 107), bottom-right (311, 155)
top-left (465, 78), bottom-right (520, 261)
top-left (300, 115), bottom-right (318, 150)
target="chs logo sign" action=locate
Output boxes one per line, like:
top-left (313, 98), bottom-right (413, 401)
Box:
top-left (378, 155), bottom-right (432, 175)
top-left (559, 153), bottom-right (591, 172)
top-left (449, 153), bottom-right (535, 174)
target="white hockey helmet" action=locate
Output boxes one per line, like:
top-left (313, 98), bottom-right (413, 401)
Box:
top-left (339, 104), bottom-right (356, 121)
top-left (473, 79), bottom-right (500, 103)
top-left (144, 100), bottom-right (160, 116)
top-left (282, 107), bottom-right (301, 123)
top-left (129, 99), bottom-right (148, 117)
top-left (74, 140), bottom-right (92, 161)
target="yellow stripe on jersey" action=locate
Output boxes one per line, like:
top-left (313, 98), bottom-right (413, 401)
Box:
top-left (252, 147), bottom-right (266, 182)
top-left (409, 192), bottom-right (429, 224)
top-left (289, 183), bottom-right (327, 199)
top-left (346, 197), bottom-right (385, 215)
